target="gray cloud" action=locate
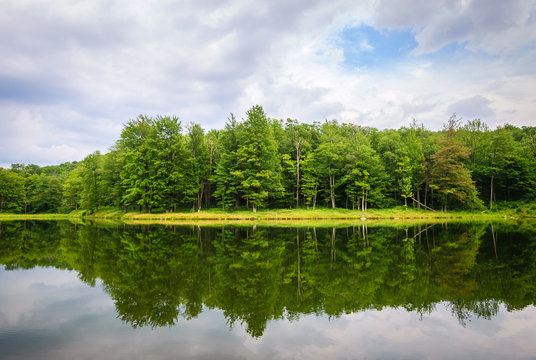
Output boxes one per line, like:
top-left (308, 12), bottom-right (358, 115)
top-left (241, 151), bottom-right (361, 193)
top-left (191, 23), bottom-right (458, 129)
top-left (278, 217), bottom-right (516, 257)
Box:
top-left (375, 0), bottom-right (536, 54)
top-left (447, 95), bottom-right (495, 122)
top-left (0, 0), bottom-right (534, 166)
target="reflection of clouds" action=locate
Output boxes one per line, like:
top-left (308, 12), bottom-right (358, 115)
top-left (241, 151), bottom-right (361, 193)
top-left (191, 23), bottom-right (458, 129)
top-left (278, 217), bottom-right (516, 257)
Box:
top-left (496, 306), bottom-right (536, 358)
top-left (0, 267), bottom-right (88, 325)
top-left (1, 268), bottom-right (536, 359)
top-left (243, 304), bottom-right (536, 360)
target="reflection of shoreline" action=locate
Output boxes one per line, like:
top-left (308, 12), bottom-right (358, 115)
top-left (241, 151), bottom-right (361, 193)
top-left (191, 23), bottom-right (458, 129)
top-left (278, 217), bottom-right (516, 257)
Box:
top-left (0, 221), bottom-right (535, 337)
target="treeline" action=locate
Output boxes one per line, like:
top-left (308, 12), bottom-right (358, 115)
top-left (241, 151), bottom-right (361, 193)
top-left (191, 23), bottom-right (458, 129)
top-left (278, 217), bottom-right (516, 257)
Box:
top-left (1, 105), bottom-right (535, 213)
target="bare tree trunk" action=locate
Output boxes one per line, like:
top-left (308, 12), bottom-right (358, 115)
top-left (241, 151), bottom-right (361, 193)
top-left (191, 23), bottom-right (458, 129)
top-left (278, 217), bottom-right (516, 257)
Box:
top-left (410, 196), bottom-right (436, 211)
top-left (330, 174), bottom-right (336, 208)
top-left (197, 185), bottom-right (204, 212)
top-left (295, 139), bottom-right (303, 209)
top-left (424, 181), bottom-right (428, 207)
top-left (207, 142), bottom-right (214, 209)
top-left (489, 173), bottom-right (494, 210)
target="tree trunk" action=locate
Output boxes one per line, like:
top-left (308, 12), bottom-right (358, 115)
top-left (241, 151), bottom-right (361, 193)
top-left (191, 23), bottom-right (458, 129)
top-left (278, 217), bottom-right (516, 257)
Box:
top-left (365, 189), bottom-right (368, 212)
top-left (424, 181), bottom-right (428, 207)
top-left (207, 142), bottom-right (214, 209)
top-left (330, 174), bottom-right (336, 208)
top-left (296, 141), bottom-right (302, 209)
top-left (197, 185), bottom-right (204, 212)
top-left (252, 204), bottom-right (257, 213)
top-left (489, 173), bottom-right (494, 210)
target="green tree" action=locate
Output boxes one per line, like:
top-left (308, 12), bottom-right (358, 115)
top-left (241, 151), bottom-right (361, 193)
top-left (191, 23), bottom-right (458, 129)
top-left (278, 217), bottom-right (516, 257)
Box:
top-left (343, 133), bottom-right (386, 211)
top-left (213, 115), bottom-right (242, 210)
top-left (184, 123), bottom-right (210, 212)
top-left (29, 174), bottom-right (63, 213)
top-left (118, 115), bottom-right (154, 212)
top-left (235, 105), bottom-right (283, 212)
top-left (101, 150), bottom-right (124, 208)
top-left (0, 168), bottom-right (25, 212)
top-left (79, 151), bottom-right (104, 212)
top-left (147, 116), bottom-right (185, 211)
top-left (300, 152), bottom-right (319, 209)
top-left (396, 155), bottom-right (413, 207)
top-left (430, 115), bottom-right (480, 211)
top-left (62, 165), bottom-right (84, 212)
top-left (315, 121), bottom-right (345, 208)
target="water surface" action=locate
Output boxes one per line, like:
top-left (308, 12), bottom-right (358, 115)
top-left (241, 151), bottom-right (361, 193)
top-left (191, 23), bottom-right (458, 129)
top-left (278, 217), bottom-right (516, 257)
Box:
top-left (1, 221), bottom-right (535, 359)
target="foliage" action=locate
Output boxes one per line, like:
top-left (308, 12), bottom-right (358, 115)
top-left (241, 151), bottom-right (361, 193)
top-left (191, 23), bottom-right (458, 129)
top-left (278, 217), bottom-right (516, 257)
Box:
top-left (2, 109), bottom-right (535, 213)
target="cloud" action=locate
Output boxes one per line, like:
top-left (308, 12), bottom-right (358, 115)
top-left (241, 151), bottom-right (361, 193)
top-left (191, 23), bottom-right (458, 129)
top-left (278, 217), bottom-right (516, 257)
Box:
top-left (0, 0), bottom-right (535, 165)
top-left (375, 0), bottom-right (536, 55)
top-left (447, 96), bottom-right (495, 121)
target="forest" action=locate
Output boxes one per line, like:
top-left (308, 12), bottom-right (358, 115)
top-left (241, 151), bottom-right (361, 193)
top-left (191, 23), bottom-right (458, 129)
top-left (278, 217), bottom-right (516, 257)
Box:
top-left (1, 105), bottom-right (535, 214)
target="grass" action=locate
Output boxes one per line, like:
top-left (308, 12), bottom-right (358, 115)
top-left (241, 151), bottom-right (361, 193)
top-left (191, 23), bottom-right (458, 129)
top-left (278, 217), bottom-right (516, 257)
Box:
top-left (1, 206), bottom-right (534, 225)
top-left (0, 213), bottom-right (76, 220)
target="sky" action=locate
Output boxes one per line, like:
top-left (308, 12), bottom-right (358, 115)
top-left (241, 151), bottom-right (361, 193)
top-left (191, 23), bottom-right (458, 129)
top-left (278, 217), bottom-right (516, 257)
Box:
top-left (1, 0), bottom-right (535, 167)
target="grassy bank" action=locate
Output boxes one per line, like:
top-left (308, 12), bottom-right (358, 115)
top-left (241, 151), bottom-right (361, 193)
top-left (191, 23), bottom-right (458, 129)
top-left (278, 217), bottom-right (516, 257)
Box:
top-left (0, 213), bottom-right (77, 220)
top-left (1, 206), bottom-right (533, 225)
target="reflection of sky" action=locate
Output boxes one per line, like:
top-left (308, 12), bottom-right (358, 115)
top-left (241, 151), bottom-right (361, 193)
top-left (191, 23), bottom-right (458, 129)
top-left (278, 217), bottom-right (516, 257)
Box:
top-left (1, 267), bottom-right (536, 360)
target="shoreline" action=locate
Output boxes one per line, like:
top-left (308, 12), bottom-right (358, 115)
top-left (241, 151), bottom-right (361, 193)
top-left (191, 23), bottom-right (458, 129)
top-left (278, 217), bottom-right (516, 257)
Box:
top-left (0, 208), bottom-right (533, 225)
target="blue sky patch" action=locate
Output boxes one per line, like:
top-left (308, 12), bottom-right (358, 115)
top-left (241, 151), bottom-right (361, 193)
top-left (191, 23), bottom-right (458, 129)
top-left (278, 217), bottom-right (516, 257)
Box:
top-left (337, 26), bottom-right (418, 69)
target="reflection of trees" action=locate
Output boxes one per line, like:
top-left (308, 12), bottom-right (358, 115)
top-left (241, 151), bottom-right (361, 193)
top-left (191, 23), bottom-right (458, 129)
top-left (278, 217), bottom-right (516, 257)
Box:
top-left (1, 221), bottom-right (536, 337)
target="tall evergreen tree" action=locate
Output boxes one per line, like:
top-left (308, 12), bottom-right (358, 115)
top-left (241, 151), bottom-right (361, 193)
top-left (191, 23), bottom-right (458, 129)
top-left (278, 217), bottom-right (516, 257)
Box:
top-left (235, 105), bottom-right (283, 212)
top-left (213, 115), bottom-right (241, 210)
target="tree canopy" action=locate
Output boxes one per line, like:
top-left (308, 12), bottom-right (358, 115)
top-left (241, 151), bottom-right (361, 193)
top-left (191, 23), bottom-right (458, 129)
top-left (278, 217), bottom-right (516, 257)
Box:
top-left (2, 106), bottom-right (535, 213)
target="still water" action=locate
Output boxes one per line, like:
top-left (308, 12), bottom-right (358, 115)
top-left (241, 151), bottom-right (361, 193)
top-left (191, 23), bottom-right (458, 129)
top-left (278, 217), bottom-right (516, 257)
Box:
top-left (0, 221), bottom-right (535, 359)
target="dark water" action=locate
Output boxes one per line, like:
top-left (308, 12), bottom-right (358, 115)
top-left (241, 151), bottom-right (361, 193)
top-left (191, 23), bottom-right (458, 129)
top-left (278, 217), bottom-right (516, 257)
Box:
top-left (0, 221), bottom-right (535, 359)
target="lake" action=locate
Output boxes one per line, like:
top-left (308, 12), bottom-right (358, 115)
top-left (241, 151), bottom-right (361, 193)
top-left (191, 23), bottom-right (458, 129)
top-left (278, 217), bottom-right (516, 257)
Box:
top-left (1, 221), bottom-right (535, 359)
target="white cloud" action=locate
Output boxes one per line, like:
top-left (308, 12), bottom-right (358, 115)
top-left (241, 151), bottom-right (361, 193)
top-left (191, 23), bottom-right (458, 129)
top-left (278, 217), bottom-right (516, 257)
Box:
top-left (0, 0), bottom-right (535, 165)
